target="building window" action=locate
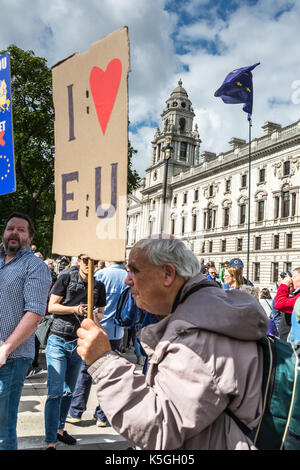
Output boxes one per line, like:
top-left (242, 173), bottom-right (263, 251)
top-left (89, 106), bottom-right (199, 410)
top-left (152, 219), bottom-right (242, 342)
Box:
top-left (183, 192), bottom-right (187, 204)
top-left (274, 196), bottom-right (280, 219)
top-left (171, 219), bottom-right (175, 235)
top-left (259, 168), bottom-right (265, 183)
top-left (255, 236), bottom-right (261, 250)
top-left (282, 191), bottom-right (290, 218)
top-left (254, 263), bottom-right (260, 282)
top-left (224, 208), bottom-right (230, 227)
top-left (149, 219), bottom-right (154, 235)
top-left (221, 239), bottom-right (226, 252)
top-left (241, 174), bottom-right (247, 187)
top-left (225, 179), bottom-right (231, 192)
top-left (209, 185), bottom-right (214, 197)
top-left (272, 262), bottom-right (279, 283)
top-left (286, 233), bottom-right (293, 249)
top-left (179, 118), bottom-right (186, 132)
top-left (201, 241), bottom-right (205, 253)
top-left (237, 238), bottom-right (243, 252)
top-left (181, 217), bottom-right (186, 235)
top-left (157, 143), bottom-right (161, 161)
top-left (173, 195), bottom-right (177, 206)
top-left (285, 262), bottom-right (292, 273)
top-left (209, 241), bottom-right (213, 253)
top-left (273, 234), bottom-right (280, 249)
top-left (207, 209), bottom-right (213, 229)
top-left (258, 200), bottom-right (265, 221)
top-left (179, 142), bottom-right (187, 161)
top-left (240, 204), bottom-right (246, 224)
top-left (205, 208), bottom-right (217, 229)
top-left (194, 189), bottom-right (199, 201)
top-left (292, 193), bottom-right (296, 216)
top-left (192, 213), bottom-right (197, 232)
top-left (283, 160), bottom-right (290, 176)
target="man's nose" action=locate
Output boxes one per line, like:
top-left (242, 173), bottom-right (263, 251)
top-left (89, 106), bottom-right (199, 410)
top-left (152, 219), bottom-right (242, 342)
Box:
top-left (125, 273), bottom-right (133, 286)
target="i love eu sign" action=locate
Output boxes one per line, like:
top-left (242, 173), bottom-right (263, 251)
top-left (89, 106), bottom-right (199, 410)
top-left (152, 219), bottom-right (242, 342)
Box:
top-left (0, 52), bottom-right (15, 195)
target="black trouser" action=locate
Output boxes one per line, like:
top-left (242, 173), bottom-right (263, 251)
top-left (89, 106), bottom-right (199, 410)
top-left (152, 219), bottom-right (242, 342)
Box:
top-left (278, 314), bottom-right (291, 341)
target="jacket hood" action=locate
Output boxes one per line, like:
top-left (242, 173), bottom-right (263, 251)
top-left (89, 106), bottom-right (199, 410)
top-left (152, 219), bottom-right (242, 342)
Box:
top-left (139, 273), bottom-right (269, 352)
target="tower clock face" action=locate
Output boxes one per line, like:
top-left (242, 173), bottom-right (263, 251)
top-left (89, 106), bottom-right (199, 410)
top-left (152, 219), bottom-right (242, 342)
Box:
top-left (172, 101), bottom-right (178, 107)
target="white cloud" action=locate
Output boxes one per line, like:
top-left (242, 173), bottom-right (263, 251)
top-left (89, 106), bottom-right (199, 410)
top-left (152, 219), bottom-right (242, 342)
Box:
top-left (129, 125), bottom-right (154, 176)
top-left (172, 0), bottom-right (300, 156)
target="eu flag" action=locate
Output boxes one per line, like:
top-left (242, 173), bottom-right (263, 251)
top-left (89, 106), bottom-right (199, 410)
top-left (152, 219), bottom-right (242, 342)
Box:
top-left (0, 52), bottom-right (16, 195)
top-left (214, 62), bottom-right (260, 120)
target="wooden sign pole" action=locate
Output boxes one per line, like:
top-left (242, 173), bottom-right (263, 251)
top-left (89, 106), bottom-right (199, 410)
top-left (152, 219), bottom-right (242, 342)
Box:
top-left (87, 258), bottom-right (94, 320)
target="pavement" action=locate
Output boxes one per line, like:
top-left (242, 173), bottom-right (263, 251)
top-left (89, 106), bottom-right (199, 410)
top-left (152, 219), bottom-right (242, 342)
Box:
top-left (17, 345), bottom-right (144, 451)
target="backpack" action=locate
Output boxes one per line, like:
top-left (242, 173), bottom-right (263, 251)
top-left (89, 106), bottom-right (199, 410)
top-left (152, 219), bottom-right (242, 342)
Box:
top-left (181, 282), bottom-right (300, 450)
top-left (114, 286), bottom-right (141, 328)
top-left (228, 335), bottom-right (300, 450)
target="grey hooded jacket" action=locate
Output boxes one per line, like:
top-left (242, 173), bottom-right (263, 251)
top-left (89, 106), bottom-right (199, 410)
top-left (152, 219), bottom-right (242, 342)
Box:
top-left (88, 274), bottom-right (269, 450)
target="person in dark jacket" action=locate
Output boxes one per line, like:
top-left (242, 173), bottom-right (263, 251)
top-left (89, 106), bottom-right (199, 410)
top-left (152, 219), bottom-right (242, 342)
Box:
top-left (44, 254), bottom-right (106, 450)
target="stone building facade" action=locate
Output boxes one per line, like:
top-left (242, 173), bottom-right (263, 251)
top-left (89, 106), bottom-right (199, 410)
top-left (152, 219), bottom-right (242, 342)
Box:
top-left (127, 81), bottom-right (300, 289)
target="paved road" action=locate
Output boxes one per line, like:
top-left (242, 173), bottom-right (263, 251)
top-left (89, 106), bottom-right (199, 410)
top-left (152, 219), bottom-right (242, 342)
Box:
top-left (17, 346), bottom-right (143, 450)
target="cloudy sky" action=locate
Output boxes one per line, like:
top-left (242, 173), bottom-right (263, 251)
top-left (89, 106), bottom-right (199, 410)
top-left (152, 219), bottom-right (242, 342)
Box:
top-left (1, 0), bottom-right (300, 176)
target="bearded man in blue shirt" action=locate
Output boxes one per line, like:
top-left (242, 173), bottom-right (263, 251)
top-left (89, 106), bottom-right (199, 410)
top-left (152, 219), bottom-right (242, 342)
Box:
top-left (0, 212), bottom-right (52, 450)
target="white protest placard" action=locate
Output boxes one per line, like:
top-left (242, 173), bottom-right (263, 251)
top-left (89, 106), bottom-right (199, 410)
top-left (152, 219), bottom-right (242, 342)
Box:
top-left (52, 27), bottom-right (130, 261)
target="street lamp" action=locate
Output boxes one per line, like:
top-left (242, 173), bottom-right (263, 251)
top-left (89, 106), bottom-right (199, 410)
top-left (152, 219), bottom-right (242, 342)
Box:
top-left (161, 137), bottom-right (173, 233)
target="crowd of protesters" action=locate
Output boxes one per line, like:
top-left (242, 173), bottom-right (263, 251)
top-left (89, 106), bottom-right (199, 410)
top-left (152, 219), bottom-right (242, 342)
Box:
top-left (1, 212), bottom-right (300, 451)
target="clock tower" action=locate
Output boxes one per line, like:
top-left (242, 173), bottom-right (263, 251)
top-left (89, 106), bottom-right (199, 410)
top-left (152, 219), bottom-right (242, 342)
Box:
top-left (142, 80), bottom-right (201, 233)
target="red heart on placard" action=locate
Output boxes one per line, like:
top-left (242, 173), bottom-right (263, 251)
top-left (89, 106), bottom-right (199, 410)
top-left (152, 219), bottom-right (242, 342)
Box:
top-left (89, 58), bottom-right (122, 135)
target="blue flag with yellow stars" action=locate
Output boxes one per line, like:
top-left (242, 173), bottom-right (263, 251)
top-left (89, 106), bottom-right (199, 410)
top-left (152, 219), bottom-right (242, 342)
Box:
top-left (214, 62), bottom-right (260, 121)
top-left (0, 52), bottom-right (16, 195)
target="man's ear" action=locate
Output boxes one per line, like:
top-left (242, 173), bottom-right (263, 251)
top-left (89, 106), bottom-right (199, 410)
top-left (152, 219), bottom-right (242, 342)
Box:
top-left (163, 263), bottom-right (177, 287)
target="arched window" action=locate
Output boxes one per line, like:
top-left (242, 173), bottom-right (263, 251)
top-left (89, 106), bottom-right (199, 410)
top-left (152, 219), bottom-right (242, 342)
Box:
top-left (179, 118), bottom-right (186, 132)
top-left (180, 142), bottom-right (187, 161)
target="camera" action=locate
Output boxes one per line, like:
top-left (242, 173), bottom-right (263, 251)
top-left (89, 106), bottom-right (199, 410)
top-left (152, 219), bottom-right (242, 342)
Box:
top-left (280, 271), bottom-right (292, 279)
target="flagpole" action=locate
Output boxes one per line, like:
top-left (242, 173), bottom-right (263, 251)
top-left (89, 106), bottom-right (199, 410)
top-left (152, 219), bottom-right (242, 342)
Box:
top-left (246, 118), bottom-right (252, 283)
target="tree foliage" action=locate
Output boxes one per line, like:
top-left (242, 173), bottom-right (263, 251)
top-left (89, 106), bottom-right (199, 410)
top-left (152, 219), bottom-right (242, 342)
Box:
top-left (127, 140), bottom-right (141, 194)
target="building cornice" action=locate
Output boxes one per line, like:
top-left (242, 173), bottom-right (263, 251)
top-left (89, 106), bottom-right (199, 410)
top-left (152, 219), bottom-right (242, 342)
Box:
top-left (170, 133), bottom-right (300, 189)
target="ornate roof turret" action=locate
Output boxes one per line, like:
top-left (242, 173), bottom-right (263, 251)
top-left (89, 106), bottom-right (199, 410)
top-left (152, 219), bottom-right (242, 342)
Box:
top-left (147, 79), bottom-right (201, 176)
top-left (170, 79), bottom-right (189, 98)
top-left (162, 79), bottom-right (194, 117)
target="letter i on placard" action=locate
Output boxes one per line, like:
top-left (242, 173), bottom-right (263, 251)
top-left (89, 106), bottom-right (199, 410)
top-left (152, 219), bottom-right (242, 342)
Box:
top-left (67, 84), bottom-right (75, 141)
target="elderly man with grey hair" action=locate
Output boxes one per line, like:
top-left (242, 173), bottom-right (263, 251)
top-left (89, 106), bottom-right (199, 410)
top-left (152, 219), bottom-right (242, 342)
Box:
top-left (77, 236), bottom-right (269, 450)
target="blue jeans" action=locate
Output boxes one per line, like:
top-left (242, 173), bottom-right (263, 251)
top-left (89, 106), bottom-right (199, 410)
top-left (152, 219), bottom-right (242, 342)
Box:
top-left (44, 335), bottom-right (82, 443)
top-left (0, 357), bottom-right (32, 450)
top-left (68, 338), bottom-right (123, 422)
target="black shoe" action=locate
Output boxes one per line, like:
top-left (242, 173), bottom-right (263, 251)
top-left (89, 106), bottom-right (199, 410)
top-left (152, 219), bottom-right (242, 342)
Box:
top-left (45, 446), bottom-right (56, 450)
top-left (26, 367), bottom-right (42, 378)
top-left (57, 430), bottom-right (76, 445)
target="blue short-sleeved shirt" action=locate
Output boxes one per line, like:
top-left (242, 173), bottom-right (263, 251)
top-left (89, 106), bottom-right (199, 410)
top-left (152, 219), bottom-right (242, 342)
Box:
top-left (0, 248), bottom-right (52, 360)
top-left (95, 264), bottom-right (128, 340)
